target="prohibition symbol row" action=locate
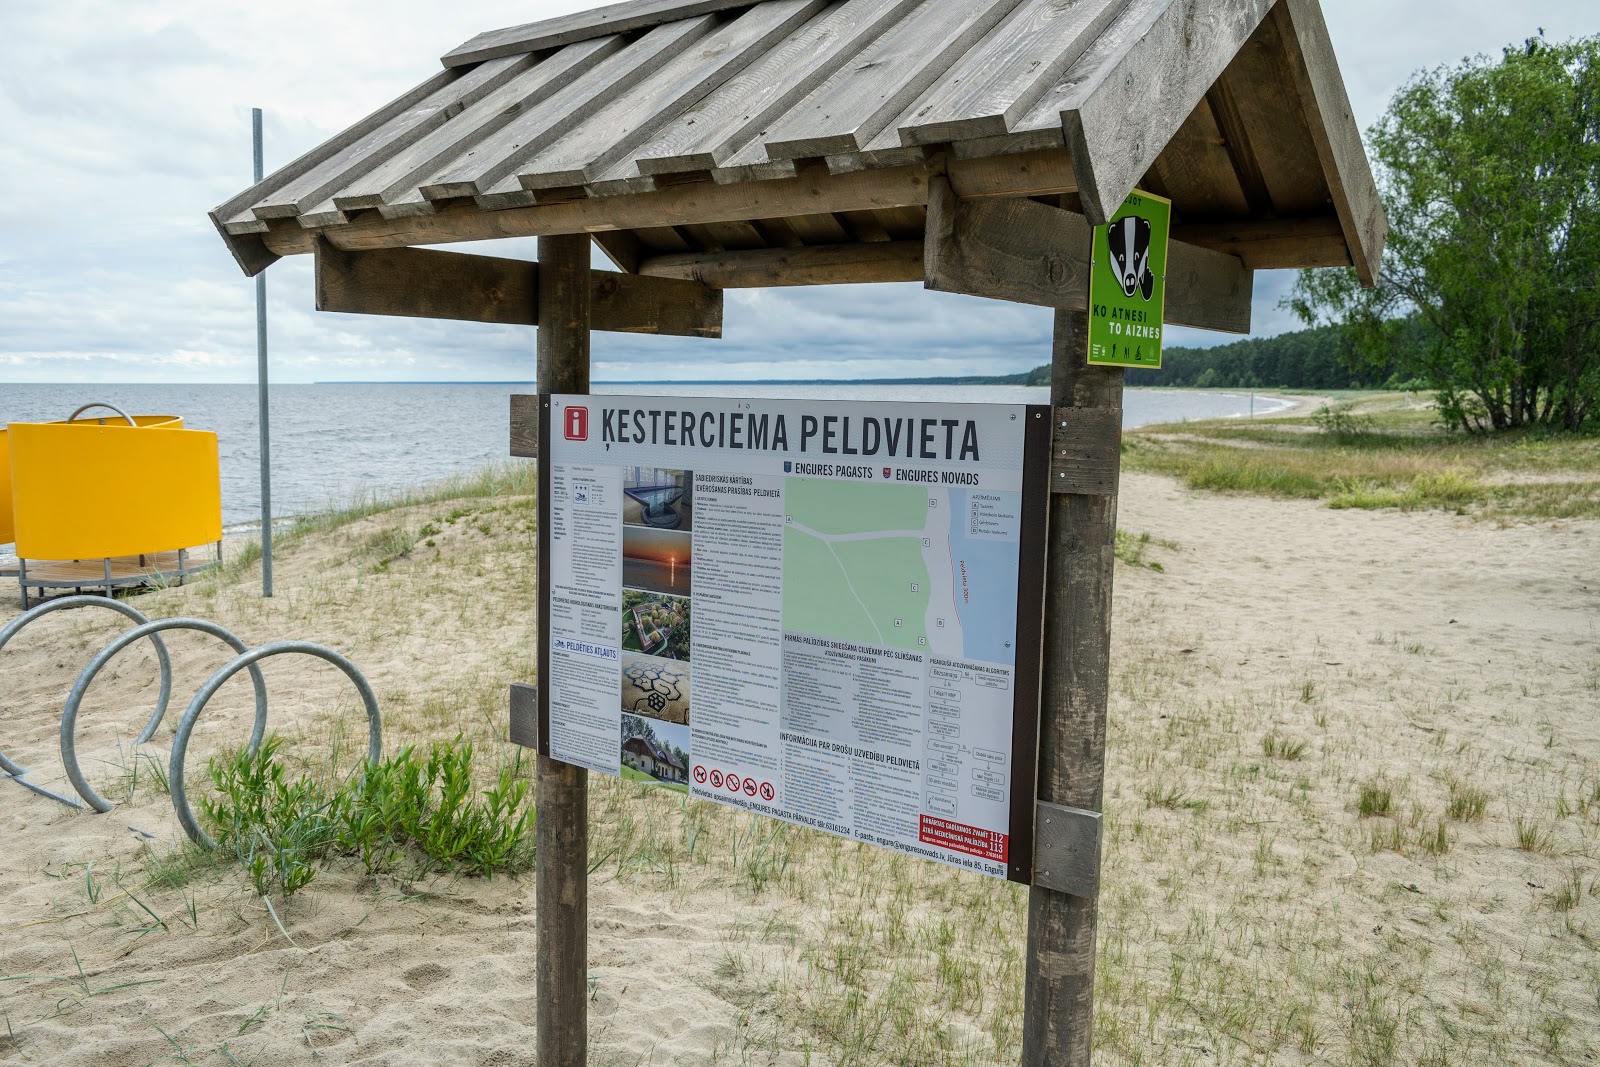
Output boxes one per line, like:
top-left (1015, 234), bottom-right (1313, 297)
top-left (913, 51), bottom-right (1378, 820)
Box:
top-left (694, 765), bottom-right (775, 801)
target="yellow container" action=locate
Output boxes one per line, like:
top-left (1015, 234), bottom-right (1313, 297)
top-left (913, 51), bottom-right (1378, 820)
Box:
top-left (0, 428), bottom-right (13, 544)
top-left (6, 416), bottom-right (221, 559)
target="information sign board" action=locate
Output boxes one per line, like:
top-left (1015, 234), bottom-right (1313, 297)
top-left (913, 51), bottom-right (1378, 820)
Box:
top-left (538, 395), bottom-right (1050, 882)
top-left (1087, 189), bottom-right (1172, 369)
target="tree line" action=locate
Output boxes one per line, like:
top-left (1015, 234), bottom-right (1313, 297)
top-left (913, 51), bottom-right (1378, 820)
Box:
top-left (1009, 322), bottom-right (1417, 391)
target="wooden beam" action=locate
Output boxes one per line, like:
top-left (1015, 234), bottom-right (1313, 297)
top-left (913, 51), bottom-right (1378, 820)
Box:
top-left (509, 393), bottom-right (539, 458)
top-left (639, 240), bottom-right (924, 287)
top-left (923, 177), bottom-right (1253, 334)
top-left (534, 233), bottom-right (590, 1067)
top-left (241, 154), bottom-right (1083, 269)
top-left (313, 240), bottom-right (722, 337)
top-left (1167, 233), bottom-right (1254, 335)
top-left (1174, 216), bottom-right (1351, 271)
top-left (1022, 309), bottom-right (1119, 1067)
top-left (1060, 0), bottom-right (1276, 225)
top-left (257, 162), bottom-right (929, 261)
top-left (926, 176), bottom-right (1091, 308)
top-left (1273, 0), bottom-right (1387, 286)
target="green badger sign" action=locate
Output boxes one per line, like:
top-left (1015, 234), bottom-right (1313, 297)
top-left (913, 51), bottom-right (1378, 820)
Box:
top-left (1087, 190), bottom-right (1171, 369)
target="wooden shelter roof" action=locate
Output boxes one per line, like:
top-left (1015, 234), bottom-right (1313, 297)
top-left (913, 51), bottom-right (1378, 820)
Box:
top-left (213, 0), bottom-right (1384, 330)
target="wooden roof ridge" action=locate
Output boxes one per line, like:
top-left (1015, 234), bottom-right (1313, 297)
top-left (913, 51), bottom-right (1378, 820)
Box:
top-left (443, 0), bottom-right (769, 68)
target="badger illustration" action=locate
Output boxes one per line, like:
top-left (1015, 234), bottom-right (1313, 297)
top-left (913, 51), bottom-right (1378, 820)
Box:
top-left (1107, 215), bottom-right (1155, 301)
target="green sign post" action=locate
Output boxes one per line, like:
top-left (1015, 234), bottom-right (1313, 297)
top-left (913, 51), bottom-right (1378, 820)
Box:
top-left (1087, 190), bottom-right (1172, 369)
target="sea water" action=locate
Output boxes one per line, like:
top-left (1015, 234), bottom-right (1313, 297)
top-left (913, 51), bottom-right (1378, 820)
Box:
top-left (0, 382), bottom-right (1291, 535)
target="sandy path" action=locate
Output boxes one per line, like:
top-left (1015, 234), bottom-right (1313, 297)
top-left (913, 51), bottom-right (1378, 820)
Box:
top-left (0, 473), bottom-right (1595, 1065)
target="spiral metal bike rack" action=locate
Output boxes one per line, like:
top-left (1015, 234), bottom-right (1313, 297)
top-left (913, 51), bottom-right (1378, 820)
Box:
top-left (170, 641), bottom-right (383, 847)
top-left (1, 597), bottom-right (382, 848)
top-left (61, 618), bottom-right (269, 813)
top-left (1, 596), bottom-right (174, 807)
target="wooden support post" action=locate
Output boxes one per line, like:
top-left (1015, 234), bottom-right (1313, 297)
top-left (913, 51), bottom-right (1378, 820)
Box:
top-left (1022, 309), bottom-right (1122, 1067)
top-left (536, 232), bottom-right (591, 1067)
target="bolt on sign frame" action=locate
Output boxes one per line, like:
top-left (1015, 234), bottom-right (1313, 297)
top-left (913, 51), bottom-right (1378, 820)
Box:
top-left (212, 1), bottom-right (1384, 1062)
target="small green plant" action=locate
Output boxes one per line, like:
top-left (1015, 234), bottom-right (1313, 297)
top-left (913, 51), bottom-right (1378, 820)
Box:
top-left (1358, 782), bottom-right (1393, 818)
top-left (1422, 821), bottom-right (1450, 856)
top-left (203, 738), bottom-right (342, 897)
top-left (1551, 867), bottom-right (1588, 913)
top-left (1445, 780), bottom-right (1489, 822)
top-left (1311, 404), bottom-right (1376, 440)
top-left (1262, 733), bottom-right (1308, 761)
top-left (201, 734), bottom-right (536, 897)
top-left (1369, 819), bottom-right (1407, 854)
top-left (1144, 785), bottom-right (1207, 811)
top-left (1114, 530), bottom-right (1170, 572)
top-left (366, 524), bottom-right (419, 571)
top-left (1514, 818), bottom-right (1554, 854)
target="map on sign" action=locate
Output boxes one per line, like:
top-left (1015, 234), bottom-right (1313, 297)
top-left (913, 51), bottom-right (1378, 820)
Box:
top-left (780, 479), bottom-right (1021, 664)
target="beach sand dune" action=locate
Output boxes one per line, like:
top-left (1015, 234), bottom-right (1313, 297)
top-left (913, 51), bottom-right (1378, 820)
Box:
top-left (0, 474), bottom-right (1595, 1065)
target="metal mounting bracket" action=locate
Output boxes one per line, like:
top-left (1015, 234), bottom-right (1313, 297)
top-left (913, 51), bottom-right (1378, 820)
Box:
top-left (509, 682), bottom-right (540, 750)
top-left (1032, 800), bottom-right (1103, 898)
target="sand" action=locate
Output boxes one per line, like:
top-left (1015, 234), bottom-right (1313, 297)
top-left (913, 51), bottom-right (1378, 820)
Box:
top-left (0, 468), bottom-right (1595, 1066)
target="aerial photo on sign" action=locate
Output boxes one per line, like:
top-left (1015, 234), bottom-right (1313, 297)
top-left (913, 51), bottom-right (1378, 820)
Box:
top-left (540, 394), bottom-right (1048, 882)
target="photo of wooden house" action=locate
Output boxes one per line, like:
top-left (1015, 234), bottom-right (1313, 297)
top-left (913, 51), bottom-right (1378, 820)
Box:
top-left (621, 714), bottom-right (691, 790)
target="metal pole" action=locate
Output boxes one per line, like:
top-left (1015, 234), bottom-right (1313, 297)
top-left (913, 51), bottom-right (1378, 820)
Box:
top-left (1021, 309), bottom-right (1122, 1066)
top-left (535, 233), bottom-right (591, 1067)
top-left (253, 107), bottom-right (274, 598)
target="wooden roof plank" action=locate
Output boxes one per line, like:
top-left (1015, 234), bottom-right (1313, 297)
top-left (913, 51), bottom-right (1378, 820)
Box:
top-left (897, 0), bottom-right (1131, 147)
top-left (301, 37), bottom-right (625, 226)
top-left (1056, 0), bottom-right (1278, 225)
top-left (212, 67), bottom-right (460, 231)
top-left (760, 0), bottom-right (1029, 160)
top-left (1272, 0), bottom-right (1385, 284)
top-left (443, 0), bottom-right (758, 67)
top-left (246, 54), bottom-right (534, 224)
top-left (395, 18), bottom-right (720, 212)
top-left (624, 0), bottom-right (926, 180)
top-left (517, 1), bottom-right (828, 192)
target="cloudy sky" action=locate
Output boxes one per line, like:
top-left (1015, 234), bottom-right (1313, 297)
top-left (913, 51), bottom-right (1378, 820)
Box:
top-left (1, 1), bottom-right (1593, 384)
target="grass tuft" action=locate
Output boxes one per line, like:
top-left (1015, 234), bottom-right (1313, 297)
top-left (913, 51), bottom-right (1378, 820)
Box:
top-left (1358, 782), bottom-right (1394, 818)
top-left (1514, 818), bottom-right (1555, 855)
top-left (1445, 780), bottom-right (1490, 822)
top-left (1262, 733), bottom-right (1309, 761)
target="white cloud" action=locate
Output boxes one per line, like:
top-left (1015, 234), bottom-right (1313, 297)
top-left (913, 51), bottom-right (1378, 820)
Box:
top-left (1, 0), bottom-right (1593, 387)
